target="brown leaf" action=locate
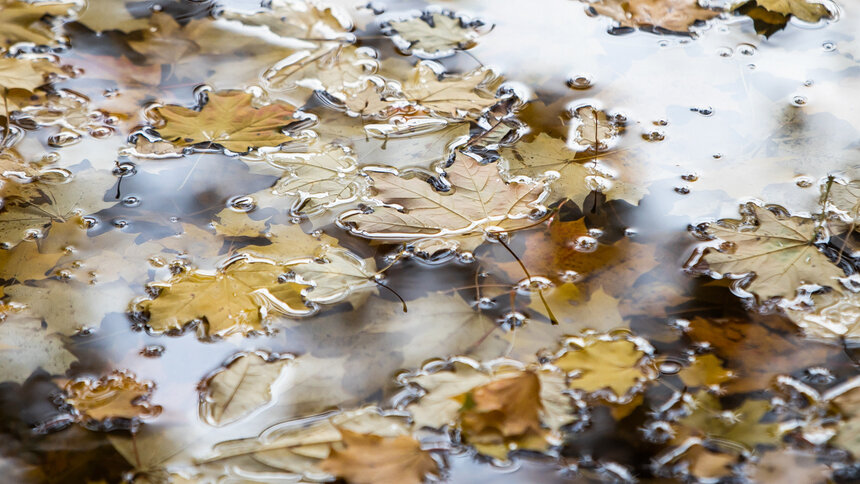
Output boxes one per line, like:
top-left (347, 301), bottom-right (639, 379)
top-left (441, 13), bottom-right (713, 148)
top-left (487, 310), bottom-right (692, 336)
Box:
top-left (461, 371), bottom-right (545, 439)
top-left (320, 430), bottom-right (438, 484)
top-left (588, 0), bottom-right (720, 32)
top-left (61, 371), bottom-right (162, 426)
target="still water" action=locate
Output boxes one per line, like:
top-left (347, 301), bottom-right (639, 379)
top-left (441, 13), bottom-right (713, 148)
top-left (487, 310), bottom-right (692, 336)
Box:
top-left (0, 0), bottom-right (859, 482)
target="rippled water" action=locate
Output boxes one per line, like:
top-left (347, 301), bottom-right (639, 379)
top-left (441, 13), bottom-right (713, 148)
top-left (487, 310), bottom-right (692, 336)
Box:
top-left (1, 0), bottom-right (859, 482)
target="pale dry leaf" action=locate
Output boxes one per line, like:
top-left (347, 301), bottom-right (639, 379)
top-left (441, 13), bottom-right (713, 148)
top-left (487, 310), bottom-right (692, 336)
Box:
top-left (199, 351), bottom-right (292, 427)
top-left (290, 245), bottom-right (378, 305)
top-left (401, 61), bottom-right (501, 118)
top-left (0, 309), bottom-right (76, 383)
top-left (587, 0), bottom-right (720, 32)
top-left (0, 0), bottom-right (79, 48)
top-left (384, 11), bottom-right (483, 58)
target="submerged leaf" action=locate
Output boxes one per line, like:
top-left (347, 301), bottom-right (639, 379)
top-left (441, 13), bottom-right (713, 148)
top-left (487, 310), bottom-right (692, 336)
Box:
top-left (552, 334), bottom-right (654, 400)
top-left (384, 11), bottom-right (484, 58)
top-left (0, 0), bottom-right (78, 48)
top-left (319, 430), bottom-right (438, 484)
top-left (0, 308), bottom-right (76, 383)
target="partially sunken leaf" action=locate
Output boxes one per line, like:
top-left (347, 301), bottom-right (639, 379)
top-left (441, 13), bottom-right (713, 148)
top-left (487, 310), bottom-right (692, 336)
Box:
top-left (0, 308), bottom-right (76, 383)
top-left (264, 44), bottom-right (378, 97)
top-left (733, 0), bottom-right (831, 37)
top-left (691, 204), bottom-right (844, 301)
top-left (587, 0), bottom-right (720, 33)
top-left (570, 105), bottom-right (621, 151)
top-left (530, 285), bottom-right (625, 331)
top-left (384, 11), bottom-right (484, 58)
top-left (136, 256), bottom-right (312, 339)
top-left (320, 430), bottom-right (438, 484)
top-left (61, 371), bottom-right (162, 428)
top-left (0, 57), bottom-right (63, 91)
top-left (340, 152), bottom-right (546, 256)
top-left (152, 90), bottom-right (298, 153)
top-left (290, 245), bottom-right (378, 305)
top-left (0, 0), bottom-right (79, 48)
top-left (678, 354), bottom-right (734, 388)
top-left (222, 0), bottom-right (352, 40)
top-left (401, 61), bottom-right (501, 118)
top-left (199, 352), bottom-right (292, 427)
top-left (785, 291), bottom-right (860, 344)
top-left (553, 334), bottom-right (654, 400)
top-left (676, 391), bottom-right (782, 449)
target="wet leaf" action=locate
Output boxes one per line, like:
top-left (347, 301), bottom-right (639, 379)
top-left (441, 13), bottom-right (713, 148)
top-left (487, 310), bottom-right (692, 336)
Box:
top-left (0, 57), bottom-right (63, 91)
top-left (552, 333), bottom-right (655, 400)
top-left (529, 285), bottom-right (626, 331)
top-left (135, 255), bottom-right (312, 338)
top-left (587, 0), bottom-right (720, 32)
top-left (678, 354), bottom-right (734, 388)
top-left (733, 0), bottom-right (831, 37)
top-left (401, 61), bottom-right (501, 118)
top-left (0, 0), bottom-right (78, 48)
top-left (291, 245), bottom-right (378, 306)
top-left (749, 449), bottom-right (832, 484)
top-left (0, 307), bottom-right (76, 383)
top-left (264, 44), bottom-right (378, 99)
top-left (211, 210), bottom-right (268, 238)
top-left (340, 152), bottom-right (546, 256)
top-left (319, 430), bottom-right (438, 484)
top-left (61, 371), bottom-right (162, 427)
top-left (199, 351), bottom-right (292, 427)
top-left (221, 0), bottom-right (351, 40)
top-left (676, 391), bottom-right (782, 449)
top-left (152, 90), bottom-right (299, 153)
top-left (690, 204), bottom-right (845, 302)
top-left (384, 11), bottom-right (484, 58)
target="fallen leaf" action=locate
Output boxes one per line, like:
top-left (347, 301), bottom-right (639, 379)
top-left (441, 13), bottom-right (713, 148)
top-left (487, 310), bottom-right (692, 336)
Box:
top-left (676, 391), bottom-right (782, 449)
top-left (340, 152), bottom-right (546, 256)
top-left (61, 371), bottom-right (162, 428)
top-left (290, 245), bottom-right (378, 306)
top-left (529, 284), bottom-right (626, 331)
top-left (222, 0), bottom-right (351, 41)
top-left (384, 11), bottom-right (484, 58)
top-left (401, 61), bottom-right (501, 119)
top-left (152, 90), bottom-right (299, 153)
top-left (689, 203), bottom-right (845, 302)
top-left (678, 354), bottom-right (734, 388)
top-left (733, 0), bottom-right (831, 37)
top-left (0, 308), bottom-right (76, 383)
top-left (784, 291), bottom-right (860, 344)
top-left (199, 351), bottom-right (292, 426)
top-left (0, 57), bottom-right (63, 91)
top-left (587, 0), bottom-right (720, 32)
top-left (263, 44), bottom-right (378, 98)
top-left (749, 449), bottom-right (832, 484)
top-left (320, 430), bottom-right (438, 484)
top-left (135, 255), bottom-right (312, 338)
top-left (570, 105), bottom-right (621, 151)
top-left (0, 0), bottom-right (78, 48)
top-left (212, 210), bottom-right (268, 238)
top-left (552, 333), bottom-right (655, 401)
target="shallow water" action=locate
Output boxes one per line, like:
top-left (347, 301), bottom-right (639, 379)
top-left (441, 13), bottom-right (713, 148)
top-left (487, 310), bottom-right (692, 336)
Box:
top-left (1, 0), bottom-right (859, 482)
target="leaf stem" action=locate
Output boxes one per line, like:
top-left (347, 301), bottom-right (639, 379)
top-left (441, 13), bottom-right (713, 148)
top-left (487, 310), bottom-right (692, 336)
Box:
top-left (375, 279), bottom-right (407, 312)
top-left (494, 234), bottom-right (558, 324)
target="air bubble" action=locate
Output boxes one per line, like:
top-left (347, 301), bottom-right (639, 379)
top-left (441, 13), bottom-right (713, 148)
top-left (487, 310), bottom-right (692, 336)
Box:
top-left (746, 63), bottom-right (756, 70)
top-left (791, 95), bottom-right (808, 107)
top-left (140, 345), bottom-right (165, 358)
top-left (113, 219), bottom-right (128, 229)
top-left (113, 162), bottom-right (137, 177)
top-left (674, 186), bottom-right (690, 195)
top-left (81, 216), bottom-right (98, 228)
top-left (681, 173), bottom-right (698, 182)
top-left (477, 297), bottom-right (495, 309)
top-left (89, 126), bottom-right (114, 139)
top-left (588, 228), bottom-right (604, 238)
top-left (122, 196), bottom-right (141, 207)
top-left (736, 43), bottom-right (756, 56)
top-left (624, 228), bottom-right (638, 237)
top-left (716, 47), bottom-right (733, 58)
top-left (712, 153), bottom-right (723, 159)
top-left (803, 79), bottom-right (814, 87)
top-left (458, 251), bottom-right (476, 264)
top-left (658, 40), bottom-right (671, 48)
top-left (803, 367), bottom-right (834, 384)
top-left (654, 119), bottom-right (668, 126)
top-left (795, 176), bottom-right (814, 188)
top-left (658, 361), bottom-right (682, 375)
top-left (643, 131), bottom-right (665, 141)
top-left (169, 216), bottom-right (180, 223)
top-left (573, 236), bottom-right (598, 253)
top-left (560, 270), bottom-right (580, 283)
top-left (48, 131), bottom-right (81, 147)
top-left (227, 195), bottom-right (256, 213)
top-left (499, 311), bottom-right (527, 330)
top-left (692, 106), bottom-right (713, 116)
top-left (567, 75), bottom-right (592, 90)
top-left (822, 41), bottom-right (836, 51)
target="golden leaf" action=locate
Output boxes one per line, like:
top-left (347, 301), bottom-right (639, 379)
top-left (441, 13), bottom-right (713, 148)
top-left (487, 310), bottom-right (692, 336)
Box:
top-left (0, 308), bottom-right (76, 383)
top-left (152, 90), bottom-right (298, 153)
top-left (676, 391), bottom-right (782, 449)
top-left (678, 354), bottom-right (734, 388)
top-left (553, 335), bottom-right (654, 400)
top-left (0, 0), bottom-right (78, 48)
top-left (320, 430), bottom-right (438, 484)
top-left (733, 0), bottom-right (831, 37)
top-left (62, 371), bottom-right (162, 426)
top-left (587, 0), bottom-right (720, 32)
top-left (0, 57), bottom-right (64, 92)
top-left (340, 152), bottom-right (546, 255)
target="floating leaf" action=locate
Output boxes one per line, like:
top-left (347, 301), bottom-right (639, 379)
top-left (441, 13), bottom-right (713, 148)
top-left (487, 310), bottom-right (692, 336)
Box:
top-left (222, 0), bottom-right (351, 41)
top-left (290, 245), bottom-right (378, 306)
top-left (384, 11), bottom-right (484, 58)
top-left (135, 255), bottom-right (312, 338)
top-left (0, 0), bottom-right (78, 48)
top-left (61, 371), bottom-right (162, 428)
top-left (733, 0), bottom-right (831, 37)
top-left (199, 351), bottom-right (292, 427)
top-left (0, 57), bottom-right (64, 91)
top-left (689, 203), bottom-right (845, 302)
top-left (319, 430), bottom-right (438, 484)
top-left (340, 152), bottom-right (546, 256)
top-left (401, 61), bottom-right (501, 118)
top-left (152, 90), bottom-right (299, 153)
top-left (586, 0), bottom-right (720, 33)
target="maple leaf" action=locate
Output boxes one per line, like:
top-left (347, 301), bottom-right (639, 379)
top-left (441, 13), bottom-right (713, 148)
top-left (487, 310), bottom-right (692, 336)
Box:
top-left (351, 119), bottom-right (469, 171)
top-left (339, 152), bottom-right (547, 256)
top-left (383, 11), bottom-right (485, 59)
top-left (552, 333), bottom-right (655, 401)
top-left (0, 168), bottom-right (116, 247)
top-left (211, 210), bottom-right (269, 238)
top-left (0, 308), bottom-right (76, 383)
top-left (676, 391), bottom-right (782, 449)
top-left (221, 0), bottom-right (352, 41)
top-left (678, 354), bottom-right (734, 388)
top-left (529, 284), bottom-right (626, 331)
top-left (0, 57), bottom-right (63, 91)
top-left (61, 371), bottom-right (162, 429)
top-left (231, 146), bottom-right (368, 218)
top-left (127, 13), bottom-right (202, 66)
top-left (785, 291), bottom-right (860, 344)
top-left (135, 255), bottom-right (312, 339)
top-left (570, 105), bottom-right (622, 151)
top-left (689, 203), bottom-right (845, 302)
top-left (152, 90), bottom-right (299, 153)
top-left (199, 351), bottom-right (292, 427)
top-left (733, 0), bottom-right (832, 37)
top-left (319, 430), bottom-right (438, 484)
top-left (290, 245), bottom-right (378, 306)
top-left (0, 0), bottom-right (78, 48)
top-left (263, 44), bottom-right (379, 98)
top-left (586, 0), bottom-right (721, 33)
top-left (401, 61), bottom-right (501, 118)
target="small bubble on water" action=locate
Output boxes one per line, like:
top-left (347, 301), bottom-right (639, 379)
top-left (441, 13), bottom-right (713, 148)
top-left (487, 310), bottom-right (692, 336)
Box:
top-left (795, 176), bottom-right (814, 188)
top-left (458, 251), bottom-right (476, 264)
top-left (112, 219), bottom-right (128, 229)
top-left (659, 361), bottom-right (682, 375)
top-left (643, 130), bottom-right (665, 142)
top-left (624, 228), bottom-right (638, 237)
top-left (499, 311), bottom-right (527, 330)
top-left (140, 345), bottom-right (165, 358)
top-left (692, 106), bottom-right (713, 116)
top-left (657, 39), bottom-right (671, 48)
top-left (560, 270), bottom-right (580, 283)
top-left (48, 131), bottom-right (81, 147)
top-left (574, 236), bottom-right (598, 253)
top-left (674, 186), bottom-right (690, 195)
top-left (89, 126), bottom-right (113, 139)
top-left (148, 256), bottom-right (165, 267)
top-left (227, 195), bottom-right (256, 213)
top-left (113, 162), bottom-right (137, 177)
top-left (822, 41), bottom-right (836, 51)
top-left (791, 95), bottom-right (808, 107)
top-left (736, 43), bottom-right (757, 56)
top-left (169, 216), bottom-right (180, 223)
top-left (654, 119), bottom-right (668, 126)
top-left (81, 216), bottom-right (98, 228)
top-left (477, 297), bottom-right (495, 309)
top-left (681, 173), bottom-right (698, 182)
top-left (716, 47), bottom-right (733, 58)
top-left (803, 79), bottom-right (814, 87)
top-left (567, 75), bottom-right (592, 90)
top-left (712, 153), bottom-right (723, 159)
top-left (803, 367), bottom-right (834, 384)
top-left (74, 326), bottom-right (94, 337)
top-left (122, 196), bottom-right (140, 207)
